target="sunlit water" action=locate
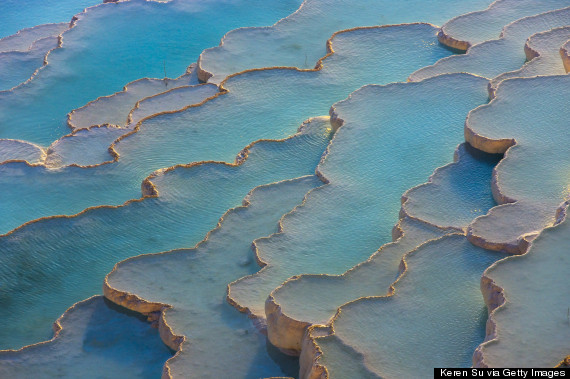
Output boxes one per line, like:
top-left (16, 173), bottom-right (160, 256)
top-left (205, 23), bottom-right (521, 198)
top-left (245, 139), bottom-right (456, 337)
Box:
top-left (0, 0), bottom-right (566, 377)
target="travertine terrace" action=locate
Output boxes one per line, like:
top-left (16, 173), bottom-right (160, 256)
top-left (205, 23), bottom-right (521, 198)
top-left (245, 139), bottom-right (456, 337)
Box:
top-left (0, 0), bottom-right (569, 377)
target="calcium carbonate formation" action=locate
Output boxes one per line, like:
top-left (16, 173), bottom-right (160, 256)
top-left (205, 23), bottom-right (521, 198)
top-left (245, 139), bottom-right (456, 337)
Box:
top-left (0, 0), bottom-right (568, 377)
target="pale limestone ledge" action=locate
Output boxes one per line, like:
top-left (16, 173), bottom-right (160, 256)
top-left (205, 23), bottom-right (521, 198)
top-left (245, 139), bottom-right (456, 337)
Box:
top-left (0, 139), bottom-right (46, 165)
top-left (260, 105), bottom-right (341, 356)
top-left (196, 17), bottom-right (333, 84)
top-left (105, 177), bottom-right (305, 378)
top-left (463, 76), bottom-right (568, 255)
top-left (103, 174), bottom-right (312, 379)
top-left (45, 69), bottom-right (215, 168)
top-left (472, 271), bottom-right (504, 368)
top-left (473, 200), bottom-right (570, 368)
top-left (1, 0), bottom-right (185, 95)
top-left (467, 201), bottom-right (556, 255)
top-left (488, 27), bottom-right (570, 98)
top-left (265, 76), bottom-right (490, 355)
top-left (2, 69), bottom-right (201, 167)
top-left (523, 37), bottom-right (541, 61)
top-left (196, 23), bottom-right (433, 85)
top-left (266, 296), bottom-right (309, 356)
top-left (4, 2), bottom-right (101, 93)
top-left (265, 220), bottom-right (408, 355)
top-left (410, 6), bottom-right (570, 86)
top-left (438, 0), bottom-right (570, 52)
top-left (195, 0), bottom-right (310, 84)
top-left (466, 209), bottom-right (536, 257)
top-left (0, 35), bottom-right (60, 93)
top-left (299, 326), bottom-right (331, 379)
top-left (561, 40), bottom-right (570, 73)
top-left (464, 118), bottom-right (515, 154)
top-left (103, 277), bottom-right (183, 355)
top-left (436, 0), bottom-right (503, 52)
top-left (465, 141), bottom-right (549, 255)
top-left (437, 28), bottom-right (471, 52)
top-left (0, 23), bottom-right (68, 54)
top-left (67, 63), bottom-right (198, 130)
top-left (103, 118), bottom-right (326, 377)
top-left (295, 235), bottom-right (477, 378)
top-left (499, 35), bottom-right (543, 91)
top-left (463, 103), bottom-right (514, 205)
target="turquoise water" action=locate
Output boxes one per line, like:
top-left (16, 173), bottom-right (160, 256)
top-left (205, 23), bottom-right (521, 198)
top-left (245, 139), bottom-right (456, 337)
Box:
top-left (466, 75), bottom-right (570, 253)
top-left (410, 6), bottom-right (570, 82)
top-left (0, 120), bottom-right (331, 349)
top-left (440, 0), bottom-right (570, 48)
top-left (198, 0), bottom-right (493, 82)
top-left (268, 217), bottom-right (452, 353)
top-left (0, 36), bottom-right (58, 91)
top-left (310, 333), bottom-right (380, 378)
top-left (0, 0), bottom-right (98, 38)
top-left (0, 24), bottom-right (68, 53)
top-left (1, 0), bottom-right (566, 376)
top-left (316, 235), bottom-right (502, 378)
top-left (0, 139), bottom-right (44, 164)
top-left (490, 26), bottom-right (570, 88)
top-left (0, 297), bottom-right (173, 378)
top-left (106, 176), bottom-right (320, 377)
top-left (67, 71), bottom-right (200, 131)
top-left (478, 214), bottom-right (570, 367)
top-left (229, 74), bottom-right (490, 321)
top-left (0, 23), bottom-right (451, 234)
top-left (0, 0), bottom-right (302, 145)
top-left (402, 143), bottom-right (501, 229)
top-left (267, 143), bottom-right (501, 352)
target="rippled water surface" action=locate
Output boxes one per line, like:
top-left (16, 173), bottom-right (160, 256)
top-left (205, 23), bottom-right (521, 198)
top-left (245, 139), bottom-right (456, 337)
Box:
top-left (1, 0), bottom-right (568, 377)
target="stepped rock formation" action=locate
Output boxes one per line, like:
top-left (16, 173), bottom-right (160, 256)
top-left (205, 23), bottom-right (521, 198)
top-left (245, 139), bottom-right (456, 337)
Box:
top-left (1, 0), bottom-right (569, 376)
top-left (465, 75), bottom-right (570, 254)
